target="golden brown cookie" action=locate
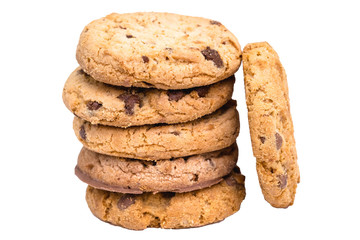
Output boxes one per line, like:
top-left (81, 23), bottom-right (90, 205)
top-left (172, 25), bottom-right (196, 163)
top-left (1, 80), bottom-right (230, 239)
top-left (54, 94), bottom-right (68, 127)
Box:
top-left (76, 12), bottom-right (241, 89)
top-left (85, 169), bottom-right (245, 230)
top-left (73, 101), bottom-right (239, 160)
top-left (63, 67), bottom-right (234, 127)
top-left (75, 144), bottom-right (238, 193)
top-left (242, 42), bottom-right (300, 208)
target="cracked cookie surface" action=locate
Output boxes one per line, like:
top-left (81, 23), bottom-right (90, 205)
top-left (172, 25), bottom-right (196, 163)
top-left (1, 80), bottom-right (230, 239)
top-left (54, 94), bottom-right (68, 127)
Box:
top-left (73, 101), bottom-right (239, 160)
top-left (75, 144), bottom-right (237, 193)
top-left (85, 169), bottom-right (245, 230)
top-left (76, 12), bottom-right (241, 89)
top-left (243, 42), bottom-right (300, 208)
top-left (63, 67), bottom-right (234, 127)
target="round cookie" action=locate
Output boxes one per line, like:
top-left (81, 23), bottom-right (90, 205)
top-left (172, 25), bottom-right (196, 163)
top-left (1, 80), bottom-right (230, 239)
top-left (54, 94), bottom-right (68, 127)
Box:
top-left (63, 67), bottom-right (235, 127)
top-left (75, 144), bottom-right (238, 193)
top-left (85, 169), bottom-right (245, 230)
top-left (242, 42), bottom-right (300, 208)
top-left (76, 12), bottom-right (241, 89)
top-left (73, 101), bottom-right (239, 160)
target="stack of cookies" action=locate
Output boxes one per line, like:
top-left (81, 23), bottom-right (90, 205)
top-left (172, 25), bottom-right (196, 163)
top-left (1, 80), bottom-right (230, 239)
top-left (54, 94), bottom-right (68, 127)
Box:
top-left (63, 12), bottom-right (245, 230)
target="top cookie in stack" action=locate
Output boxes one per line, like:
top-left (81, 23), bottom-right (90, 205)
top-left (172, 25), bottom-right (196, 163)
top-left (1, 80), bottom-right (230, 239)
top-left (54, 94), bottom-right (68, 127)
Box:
top-left (63, 12), bottom-right (244, 230)
top-left (76, 12), bottom-right (241, 90)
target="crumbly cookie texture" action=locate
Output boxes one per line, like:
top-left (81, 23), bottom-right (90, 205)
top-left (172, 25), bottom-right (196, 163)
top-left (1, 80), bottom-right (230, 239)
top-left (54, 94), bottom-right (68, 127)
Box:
top-left (85, 169), bottom-right (245, 230)
top-left (242, 42), bottom-right (300, 208)
top-left (75, 144), bottom-right (237, 193)
top-left (63, 67), bottom-right (234, 127)
top-left (76, 12), bottom-right (241, 89)
top-left (73, 101), bottom-right (239, 160)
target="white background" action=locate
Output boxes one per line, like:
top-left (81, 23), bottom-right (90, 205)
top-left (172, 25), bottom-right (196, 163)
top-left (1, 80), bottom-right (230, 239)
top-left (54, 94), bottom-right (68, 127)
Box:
top-left (1, 0), bottom-right (359, 239)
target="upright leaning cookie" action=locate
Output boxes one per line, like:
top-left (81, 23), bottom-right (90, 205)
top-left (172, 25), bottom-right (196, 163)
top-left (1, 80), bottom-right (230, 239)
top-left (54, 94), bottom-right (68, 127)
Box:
top-left (76, 12), bottom-right (241, 89)
top-left (73, 101), bottom-right (239, 160)
top-left (242, 42), bottom-right (300, 208)
top-left (85, 169), bottom-right (245, 230)
top-left (63, 67), bottom-right (234, 127)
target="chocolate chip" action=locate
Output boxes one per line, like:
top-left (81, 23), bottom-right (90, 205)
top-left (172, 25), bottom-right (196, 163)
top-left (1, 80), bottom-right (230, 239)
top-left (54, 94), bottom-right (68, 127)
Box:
top-left (275, 133), bottom-right (283, 150)
top-left (142, 56), bottom-right (149, 63)
top-left (191, 174), bottom-right (199, 182)
top-left (233, 166), bottom-right (241, 174)
top-left (201, 47), bottom-right (224, 68)
top-left (170, 131), bottom-right (180, 136)
top-left (194, 86), bottom-right (209, 97)
top-left (260, 136), bottom-right (266, 144)
top-left (210, 20), bottom-right (221, 26)
top-left (277, 174), bottom-right (287, 189)
top-left (86, 164), bottom-right (94, 171)
top-left (117, 194), bottom-right (136, 210)
top-left (167, 90), bottom-right (186, 101)
top-left (86, 101), bottom-right (102, 110)
top-left (224, 175), bottom-right (238, 186)
top-left (161, 192), bottom-right (176, 199)
top-left (126, 34), bottom-right (134, 38)
top-left (117, 93), bottom-right (141, 115)
top-left (79, 125), bottom-right (86, 140)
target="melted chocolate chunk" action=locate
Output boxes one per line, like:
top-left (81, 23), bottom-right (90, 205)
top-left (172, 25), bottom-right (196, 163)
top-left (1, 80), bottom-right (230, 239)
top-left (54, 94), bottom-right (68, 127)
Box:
top-left (275, 133), bottom-right (283, 150)
top-left (142, 56), bottom-right (149, 63)
top-left (126, 34), bottom-right (134, 38)
top-left (277, 174), bottom-right (287, 189)
top-left (260, 136), bottom-right (266, 144)
top-left (167, 90), bottom-right (186, 101)
top-left (117, 93), bottom-right (141, 115)
top-left (86, 101), bottom-right (102, 110)
top-left (195, 86), bottom-right (209, 97)
top-left (210, 20), bottom-right (222, 26)
top-left (201, 47), bottom-right (224, 68)
top-left (117, 194), bottom-right (136, 210)
top-left (170, 131), bottom-right (180, 136)
top-left (79, 125), bottom-right (86, 140)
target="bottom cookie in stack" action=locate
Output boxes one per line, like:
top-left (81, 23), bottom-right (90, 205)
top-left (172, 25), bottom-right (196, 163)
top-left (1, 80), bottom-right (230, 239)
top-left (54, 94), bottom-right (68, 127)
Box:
top-left (76, 145), bottom-right (245, 230)
top-left (86, 169), bottom-right (245, 230)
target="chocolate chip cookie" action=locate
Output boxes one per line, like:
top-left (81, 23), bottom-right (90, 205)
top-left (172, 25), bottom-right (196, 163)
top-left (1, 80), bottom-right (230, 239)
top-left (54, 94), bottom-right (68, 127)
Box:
top-left (85, 168), bottom-right (245, 230)
top-left (73, 101), bottom-right (239, 160)
top-left (75, 144), bottom-right (237, 193)
top-left (242, 42), bottom-right (300, 208)
top-left (76, 12), bottom-right (241, 89)
top-left (63, 67), bottom-right (234, 127)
